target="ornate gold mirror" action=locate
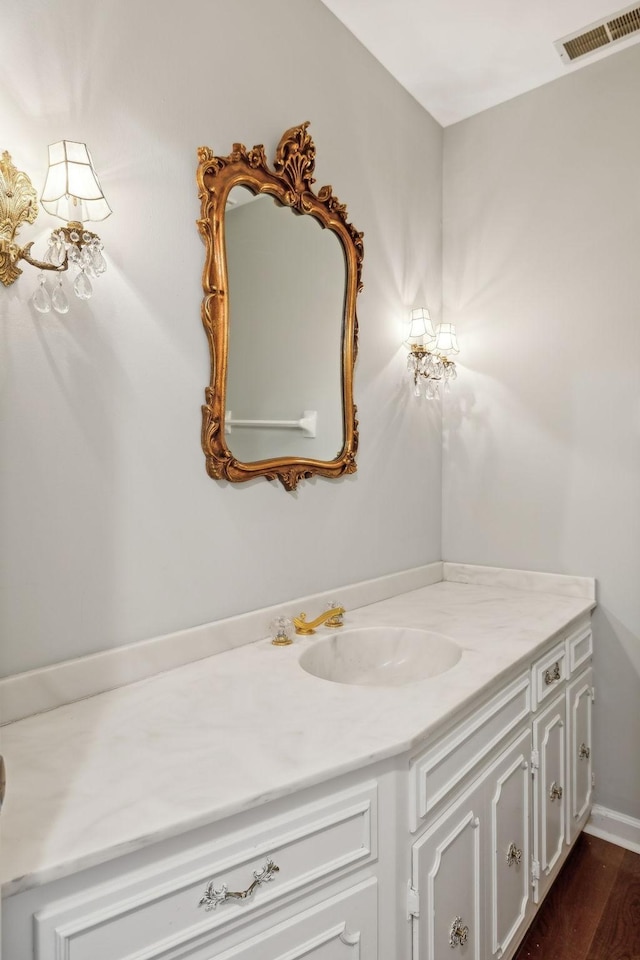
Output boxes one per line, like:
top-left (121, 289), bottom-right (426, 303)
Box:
top-left (196, 122), bottom-right (363, 491)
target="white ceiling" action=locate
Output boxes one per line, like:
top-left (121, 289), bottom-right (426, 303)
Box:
top-left (320, 0), bottom-right (640, 125)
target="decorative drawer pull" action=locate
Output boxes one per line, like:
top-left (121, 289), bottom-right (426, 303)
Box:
top-left (579, 743), bottom-right (591, 760)
top-left (449, 916), bottom-right (469, 948)
top-left (506, 842), bottom-right (522, 867)
top-left (549, 781), bottom-right (563, 801)
top-left (544, 662), bottom-right (561, 685)
top-left (198, 857), bottom-right (280, 911)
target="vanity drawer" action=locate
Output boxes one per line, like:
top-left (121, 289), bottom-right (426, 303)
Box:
top-left (160, 878), bottom-right (378, 960)
top-left (409, 672), bottom-right (530, 830)
top-left (567, 625), bottom-right (592, 676)
top-left (33, 782), bottom-right (377, 960)
top-left (532, 640), bottom-right (566, 709)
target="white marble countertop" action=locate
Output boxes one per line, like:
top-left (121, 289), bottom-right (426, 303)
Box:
top-left (0, 577), bottom-right (594, 897)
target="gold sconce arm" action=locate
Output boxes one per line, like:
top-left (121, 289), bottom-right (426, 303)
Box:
top-left (0, 237), bottom-right (67, 288)
top-left (9, 240), bottom-right (68, 275)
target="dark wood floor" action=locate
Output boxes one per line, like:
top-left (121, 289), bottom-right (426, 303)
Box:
top-left (513, 833), bottom-right (640, 960)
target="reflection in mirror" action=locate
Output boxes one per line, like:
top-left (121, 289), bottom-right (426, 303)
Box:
top-left (225, 186), bottom-right (346, 463)
top-left (197, 122), bottom-right (364, 491)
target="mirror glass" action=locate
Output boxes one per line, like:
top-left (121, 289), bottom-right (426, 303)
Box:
top-left (225, 186), bottom-right (346, 463)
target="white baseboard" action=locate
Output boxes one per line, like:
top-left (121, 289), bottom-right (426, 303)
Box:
top-left (0, 562), bottom-right (443, 724)
top-left (585, 804), bottom-right (640, 854)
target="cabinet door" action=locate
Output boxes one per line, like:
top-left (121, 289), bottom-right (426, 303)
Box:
top-left (411, 777), bottom-right (484, 960)
top-left (487, 729), bottom-right (532, 960)
top-left (566, 667), bottom-right (594, 845)
top-left (532, 693), bottom-right (566, 904)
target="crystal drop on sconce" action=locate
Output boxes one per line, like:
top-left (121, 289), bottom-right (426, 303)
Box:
top-left (73, 270), bottom-right (93, 300)
top-left (32, 274), bottom-right (52, 314)
top-left (89, 243), bottom-right (107, 274)
top-left (51, 278), bottom-right (69, 314)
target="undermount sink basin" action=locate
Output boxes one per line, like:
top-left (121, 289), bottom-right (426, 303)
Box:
top-left (298, 626), bottom-right (462, 687)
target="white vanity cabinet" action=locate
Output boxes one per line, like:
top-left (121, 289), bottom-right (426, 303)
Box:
top-left (2, 618), bottom-right (594, 960)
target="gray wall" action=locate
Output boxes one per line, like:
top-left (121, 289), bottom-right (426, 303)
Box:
top-left (442, 46), bottom-right (640, 820)
top-left (0, 0), bottom-right (444, 675)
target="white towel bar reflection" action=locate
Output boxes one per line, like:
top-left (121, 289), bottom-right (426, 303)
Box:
top-left (225, 410), bottom-right (317, 438)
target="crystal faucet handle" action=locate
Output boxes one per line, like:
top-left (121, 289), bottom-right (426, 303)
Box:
top-left (270, 616), bottom-right (294, 646)
top-left (324, 600), bottom-right (345, 628)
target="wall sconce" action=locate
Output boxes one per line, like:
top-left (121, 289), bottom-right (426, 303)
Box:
top-left (406, 307), bottom-right (459, 399)
top-left (0, 141), bottom-right (111, 314)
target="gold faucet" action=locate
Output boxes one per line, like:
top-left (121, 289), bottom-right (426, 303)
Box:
top-left (293, 606), bottom-right (345, 635)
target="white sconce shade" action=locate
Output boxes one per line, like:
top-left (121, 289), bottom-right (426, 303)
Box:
top-left (434, 322), bottom-right (460, 355)
top-left (41, 141), bottom-right (112, 223)
top-left (407, 307), bottom-right (436, 345)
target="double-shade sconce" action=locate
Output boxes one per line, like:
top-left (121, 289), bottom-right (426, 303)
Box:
top-left (405, 307), bottom-right (459, 399)
top-left (0, 141), bottom-right (111, 314)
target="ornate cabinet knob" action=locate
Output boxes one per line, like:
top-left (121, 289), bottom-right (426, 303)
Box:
top-left (549, 781), bottom-right (563, 801)
top-left (449, 916), bottom-right (469, 948)
top-left (506, 842), bottom-right (522, 867)
top-left (544, 662), bottom-right (561, 685)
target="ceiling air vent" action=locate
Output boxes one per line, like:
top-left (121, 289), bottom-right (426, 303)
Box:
top-left (608, 6), bottom-right (640, 38)
top-left (555, 3), bottom-right (640, 64)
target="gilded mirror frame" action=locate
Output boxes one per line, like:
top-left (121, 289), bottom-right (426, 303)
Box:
top-left (196, 122), bottom-right (363, 491)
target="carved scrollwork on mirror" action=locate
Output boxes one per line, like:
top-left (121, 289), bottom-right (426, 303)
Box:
top-left (196, 122), bottom-right (363, 491)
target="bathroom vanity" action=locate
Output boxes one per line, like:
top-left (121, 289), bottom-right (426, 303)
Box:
top-left (0, 568), bottom-right (595, 959)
